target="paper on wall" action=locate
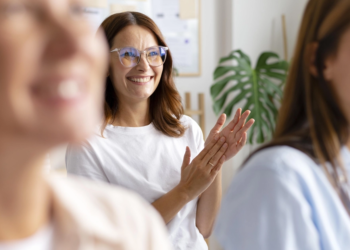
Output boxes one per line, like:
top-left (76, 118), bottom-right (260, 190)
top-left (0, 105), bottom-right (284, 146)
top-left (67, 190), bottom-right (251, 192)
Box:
top-left (165, 36), bottom-right (193, 67)
top-left (152, 0), bottom-right (188, 33)
top-left (179, 0), bottom-right (197, 19)
top-left (85, 0), bottom-right (107, 8)
top-left (110, 4), bottom-right (138, 15)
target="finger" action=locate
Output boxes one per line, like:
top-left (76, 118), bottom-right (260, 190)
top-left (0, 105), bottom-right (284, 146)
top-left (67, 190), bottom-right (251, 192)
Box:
top-left (205, 114), bottom-right (227, 147)
top-left (202, 136), bottom-right (226, 164)
top-left (207, 143), bottom-right (228, 168)
top-left (181, 147), bottom-right (191, 170)
top-left (231, 110), bottom-right (251, 136)
top-left (222, 108), bottom-right (241, 134)
top-left (211, 155), bottom-right (225, 175)
top-left (197, 134), bottom-right (221, 159)
top-left (211, 113), bottom-right (226, 134)
top-left (230, 118), bottom-right (255, 143)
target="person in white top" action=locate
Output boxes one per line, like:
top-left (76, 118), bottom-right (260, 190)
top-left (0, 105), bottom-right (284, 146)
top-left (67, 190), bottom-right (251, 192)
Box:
top-left (0, 1), bottom-right (172, 249)
top-left (214, 0), bottom-right (350, 249)
top-left (66, 12), bottom-right (255, 250)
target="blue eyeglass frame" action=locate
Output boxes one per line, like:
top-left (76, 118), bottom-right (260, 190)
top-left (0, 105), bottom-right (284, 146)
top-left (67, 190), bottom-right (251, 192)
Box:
top-left (110, 46), bottom-right (169, 68)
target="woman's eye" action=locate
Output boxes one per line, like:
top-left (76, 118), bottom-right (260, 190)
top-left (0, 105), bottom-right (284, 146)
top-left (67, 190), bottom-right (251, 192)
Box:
top-left (124, 52), bottom-right (135, 57)
top-left (149, 52), bottom-right (159, 57)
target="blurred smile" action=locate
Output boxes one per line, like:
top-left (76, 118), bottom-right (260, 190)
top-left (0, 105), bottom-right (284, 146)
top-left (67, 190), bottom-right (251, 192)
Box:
top-left (31, 75), bottom-right (87, 106)
top-left (126, 76), bottom-right (154, 85)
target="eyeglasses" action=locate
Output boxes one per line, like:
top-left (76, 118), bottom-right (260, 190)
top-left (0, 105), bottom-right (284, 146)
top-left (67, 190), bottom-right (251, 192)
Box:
top-left (110, 46), bottom-right (169, 68)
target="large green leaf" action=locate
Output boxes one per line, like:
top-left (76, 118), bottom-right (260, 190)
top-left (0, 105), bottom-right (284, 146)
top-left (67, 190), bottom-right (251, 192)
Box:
top-left (210, 50), bottom-right (289, 144)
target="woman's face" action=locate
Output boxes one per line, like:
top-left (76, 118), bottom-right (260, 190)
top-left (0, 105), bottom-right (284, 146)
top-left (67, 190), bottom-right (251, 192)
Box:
top-left (324, 26), bottom-right (350, 121)
top-left (109, 25), bottom-right (163, 105)
top-left (0, 0), bottom-right (108, 146)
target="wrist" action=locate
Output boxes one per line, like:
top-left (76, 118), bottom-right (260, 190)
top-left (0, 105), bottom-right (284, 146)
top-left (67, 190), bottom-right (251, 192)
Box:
top-left (174, 184), bottom-right (193, 202)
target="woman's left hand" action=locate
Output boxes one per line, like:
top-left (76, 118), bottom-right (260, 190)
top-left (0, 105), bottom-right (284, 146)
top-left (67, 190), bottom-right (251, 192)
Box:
top-left (205, 108), bottom-right (255, 161)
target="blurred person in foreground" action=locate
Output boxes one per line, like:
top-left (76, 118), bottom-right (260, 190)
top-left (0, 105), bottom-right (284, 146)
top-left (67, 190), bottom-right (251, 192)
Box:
top-left (0, 0), bottom-right (172, 249)
top-left (214, 0), bottom-right (350, 249)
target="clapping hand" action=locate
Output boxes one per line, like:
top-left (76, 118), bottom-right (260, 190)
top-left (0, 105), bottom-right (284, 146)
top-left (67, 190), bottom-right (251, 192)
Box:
top-left (206, 108), bottom-right (255, 161)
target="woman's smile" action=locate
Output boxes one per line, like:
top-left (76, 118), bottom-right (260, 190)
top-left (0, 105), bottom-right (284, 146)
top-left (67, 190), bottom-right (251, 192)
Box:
top-left (31, 75), bottom-right (87, 106)
top-left (126, 75), bottom-right (154, 85)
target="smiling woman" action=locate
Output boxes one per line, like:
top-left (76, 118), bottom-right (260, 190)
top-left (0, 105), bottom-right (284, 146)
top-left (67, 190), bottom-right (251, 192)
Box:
top-left (101, 12), bottom-right (185, 137)
top-left (66, 11), bottom-right (254, 250)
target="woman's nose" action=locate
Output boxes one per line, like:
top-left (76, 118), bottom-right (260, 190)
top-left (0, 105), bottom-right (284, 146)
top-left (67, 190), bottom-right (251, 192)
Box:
top-left (136, 52), bottom-right (150, 71)
top-left (43, 11), bottom-right (85, 61)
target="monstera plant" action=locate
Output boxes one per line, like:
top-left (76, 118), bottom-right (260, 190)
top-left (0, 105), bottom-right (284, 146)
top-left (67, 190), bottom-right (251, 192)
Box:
top-left (210, 50), bottom-right (289, 144)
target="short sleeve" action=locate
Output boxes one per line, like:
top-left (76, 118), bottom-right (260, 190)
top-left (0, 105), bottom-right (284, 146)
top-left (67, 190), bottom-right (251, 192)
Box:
top-left (214, 156), bottom-right (320, 250)
top-left (66, 141), bottom-right (109, 182)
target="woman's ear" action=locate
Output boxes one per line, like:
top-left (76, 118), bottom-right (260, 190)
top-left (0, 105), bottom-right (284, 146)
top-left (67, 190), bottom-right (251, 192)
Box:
top-left (308, 42), bottom-right (319, 77)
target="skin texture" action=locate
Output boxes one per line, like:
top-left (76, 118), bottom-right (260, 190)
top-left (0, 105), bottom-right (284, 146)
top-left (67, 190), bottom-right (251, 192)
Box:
top-left (0, 0), bottom-right (107, 240)
top-left (309, 27), bottom-right (350, 148)
top-left (323, 27), bottom-right (350, 125)
top-left (108, 25), bottom-right (255, 238)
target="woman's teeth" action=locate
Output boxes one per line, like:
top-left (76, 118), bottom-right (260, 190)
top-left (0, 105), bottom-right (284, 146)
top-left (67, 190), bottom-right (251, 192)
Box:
top-left (58, 80), bottom-right (81, 99)
top-left (129, 77), bottom-right (151, 83)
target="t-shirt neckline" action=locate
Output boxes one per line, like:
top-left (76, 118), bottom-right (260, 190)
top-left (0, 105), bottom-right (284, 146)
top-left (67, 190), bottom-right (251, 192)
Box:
top-left (106, 122), bottom-right (157, 135)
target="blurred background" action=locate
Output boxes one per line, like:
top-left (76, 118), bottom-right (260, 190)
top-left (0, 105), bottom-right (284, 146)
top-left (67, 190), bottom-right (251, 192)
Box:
top-left (49, 0), bottom-right (308, 249)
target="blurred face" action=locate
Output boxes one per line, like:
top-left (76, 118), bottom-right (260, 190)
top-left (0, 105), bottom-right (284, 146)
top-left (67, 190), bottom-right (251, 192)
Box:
top-left (109, 25), bottom-right (163, 105)
top-left (324, 26), bottom-right (350, 122)
top-left (0, 0), bottom-right (108, 146)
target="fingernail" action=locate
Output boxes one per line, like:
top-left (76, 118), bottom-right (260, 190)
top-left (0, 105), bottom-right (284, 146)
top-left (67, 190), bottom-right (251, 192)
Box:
top-left (220, 137), bottom-right (226, 142)
top-left (214, 134), bottom-right (219, 141)
top-left (223, 143), bottom-right (228, 148)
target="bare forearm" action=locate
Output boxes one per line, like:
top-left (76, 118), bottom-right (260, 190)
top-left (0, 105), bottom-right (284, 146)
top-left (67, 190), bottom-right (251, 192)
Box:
top-left (151, 186), bottom-right (190, 224)
top-left (196, 170), bottom-right (222, 238)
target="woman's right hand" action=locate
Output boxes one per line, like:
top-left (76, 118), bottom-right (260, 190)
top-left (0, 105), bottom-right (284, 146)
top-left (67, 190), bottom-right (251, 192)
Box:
top-left (177, 136), bottom-right (227, 201)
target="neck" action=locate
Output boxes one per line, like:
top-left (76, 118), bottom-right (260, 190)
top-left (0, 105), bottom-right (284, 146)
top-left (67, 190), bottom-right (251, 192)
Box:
top-left (0, 133), bottom-right (51, 241)
top-left (112, 98), bottom-right (151, 127)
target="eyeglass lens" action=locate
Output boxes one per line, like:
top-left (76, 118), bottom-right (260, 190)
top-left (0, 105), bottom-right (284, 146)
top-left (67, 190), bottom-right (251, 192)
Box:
top-left (118, 47), bottom-right (167, 68)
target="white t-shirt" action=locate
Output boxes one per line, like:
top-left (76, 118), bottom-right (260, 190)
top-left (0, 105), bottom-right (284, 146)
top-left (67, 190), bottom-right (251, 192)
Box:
top-left (66, 115), bottom-right (207, 250)
top-left (0, 224), bottom-right (54, 250)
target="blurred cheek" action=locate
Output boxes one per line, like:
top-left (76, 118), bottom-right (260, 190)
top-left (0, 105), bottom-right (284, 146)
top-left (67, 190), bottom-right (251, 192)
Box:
top-left (111, 62), bottom-right (130, 91)
top-left (0, 30), bottom-right (42, 132)
top-left (155, 66), bottom-right (163, 85)
top-left (330, 54), bottom-right (350, 115)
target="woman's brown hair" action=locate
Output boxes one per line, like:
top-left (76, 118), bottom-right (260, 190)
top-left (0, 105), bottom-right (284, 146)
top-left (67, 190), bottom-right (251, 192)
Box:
top-left (100, 12), bottom-right (185, 137)
top-left (247, 0), bottom-right (350, 213)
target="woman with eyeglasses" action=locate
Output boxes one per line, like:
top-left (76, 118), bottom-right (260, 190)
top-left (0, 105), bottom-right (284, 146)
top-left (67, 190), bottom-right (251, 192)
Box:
top-left (66, 12), bottom-right (254, 250)
top-left (0, 0), bottom-right (173, 249)
top-left (214, 0), bottom-right (350, 249)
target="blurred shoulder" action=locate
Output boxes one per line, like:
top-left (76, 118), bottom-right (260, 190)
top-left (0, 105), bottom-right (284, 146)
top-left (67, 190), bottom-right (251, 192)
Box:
top-left (48, 175), bottom-right (171, 249)
top-left (180, 115), bottom-right (202, 133)
top-left (241, 146), bottom-right (317, 179)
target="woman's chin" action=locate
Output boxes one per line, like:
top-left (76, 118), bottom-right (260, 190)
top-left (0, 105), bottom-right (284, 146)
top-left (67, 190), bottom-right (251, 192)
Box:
top-left (34, 112), bottom-right (100, 146)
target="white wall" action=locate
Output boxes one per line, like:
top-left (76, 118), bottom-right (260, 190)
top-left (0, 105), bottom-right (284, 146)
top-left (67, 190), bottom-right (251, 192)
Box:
top-left (233, 0), bottom-right (307, 63)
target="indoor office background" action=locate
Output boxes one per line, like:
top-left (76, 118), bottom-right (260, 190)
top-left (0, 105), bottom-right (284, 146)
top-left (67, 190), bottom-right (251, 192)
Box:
top-left (49, 0), bottom-right (308, 249)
